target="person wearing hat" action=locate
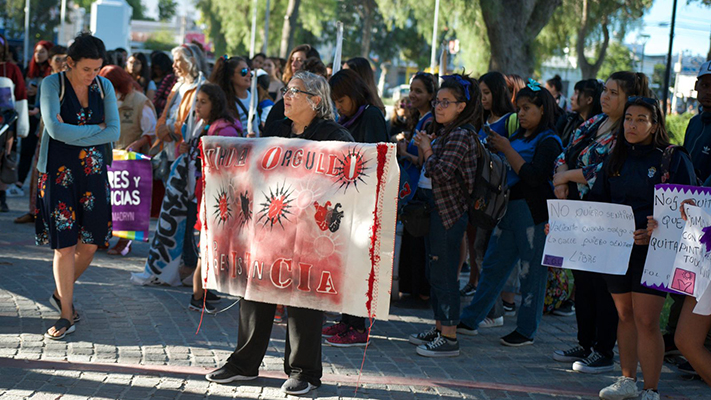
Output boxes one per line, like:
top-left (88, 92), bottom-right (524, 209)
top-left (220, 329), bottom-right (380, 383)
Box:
top-left (661, 60), bottom-right (711, 376)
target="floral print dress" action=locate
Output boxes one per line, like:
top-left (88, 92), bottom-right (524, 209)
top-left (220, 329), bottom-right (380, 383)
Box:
top-left (35, 74), bottom-right (112, 249)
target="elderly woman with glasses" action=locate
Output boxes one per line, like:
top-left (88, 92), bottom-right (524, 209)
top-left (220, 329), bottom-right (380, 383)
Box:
top-left (205, 71), bottom-right (353, 396)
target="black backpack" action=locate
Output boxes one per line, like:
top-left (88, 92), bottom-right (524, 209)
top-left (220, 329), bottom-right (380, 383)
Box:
top-left (456, 124), bottom-right (510, 230)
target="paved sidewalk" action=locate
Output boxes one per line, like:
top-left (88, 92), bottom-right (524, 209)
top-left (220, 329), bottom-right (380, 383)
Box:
top-left (1, 193), bottom-right (709, 399)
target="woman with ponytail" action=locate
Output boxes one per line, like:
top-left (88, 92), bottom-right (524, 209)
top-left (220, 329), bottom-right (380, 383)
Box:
top-left (407, 73), bottom-right (481, 357)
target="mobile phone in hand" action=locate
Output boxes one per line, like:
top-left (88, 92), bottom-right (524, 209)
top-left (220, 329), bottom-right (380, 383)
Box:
top-left (483, 124), bottom-right (495, 137)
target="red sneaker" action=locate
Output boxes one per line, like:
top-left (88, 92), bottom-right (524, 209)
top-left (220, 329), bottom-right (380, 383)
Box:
top-left (325, 327), bottom-right (370, 347)
top-left (321, 322), bottom-right (348, 338)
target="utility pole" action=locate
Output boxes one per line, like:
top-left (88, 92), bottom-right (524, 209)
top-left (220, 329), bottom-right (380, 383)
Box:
top-left (662, 0), bottom-right (678, 115)
top-left (59, 0), bottom-right (67, 45)
top-left (429, 0), bottom-right (440, 73)
top-left (263, 0), bottom-right (271, 54)
top-left (23, 0), bottom-right (30, 68)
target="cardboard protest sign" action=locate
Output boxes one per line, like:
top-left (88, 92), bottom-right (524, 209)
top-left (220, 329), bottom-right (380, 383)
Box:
top-left (643, 185), bottom-right (711, 291)
top-left (542, 200), bottom-right (635, 274)
top-left (669, 206), bottom-right (711, 315)
top-left (199, 136), bottom-right (399, 320)
top-left (108, 150), bottom-right (152, 241)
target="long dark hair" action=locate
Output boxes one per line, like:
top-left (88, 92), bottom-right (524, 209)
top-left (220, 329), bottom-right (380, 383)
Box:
top-left (408, 72), bottom-right (438, 132)
top-left (198, 83), bottom-right (236, 126)
top-left (431, 73), bottom-right (482, 138)
top-left (574, 79), bottom-right (603, 118)
top-left (128, 52), bottom-right (151, 93)
top-left (480, 71), bottom-right (514, 124)
top-left (150, 51), bottom-right (173, 80)
top-left (283, 44), bottom-right (319, 83)
top-left (67, 32), bottom-right (107, 63)
top-left (209, 56), bottom-right (248, 119)
top-left (512, 85), bottom-right (558, 141)
top-left (608, 71), bottom-right (653, 99)
top-left (605, 97), bottom-right (669, 176)
top-left (345, 57), bottom-right (385, 113)
top-left (329, 69), bottom-right (377, 111)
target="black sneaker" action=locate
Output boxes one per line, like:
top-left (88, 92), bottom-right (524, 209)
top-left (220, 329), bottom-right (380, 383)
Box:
top-left (416, 335), bottom-right (459, 357)
top-left (205, 290), bottom-right (222, 303)
top-left (573, 351), bottom-right (614, 373)
top-left (456, 322), bottom-right (478, 336)
top-left (500, 331), bottom-right (533, 347)
top-left (503, 300), bottom-right (516, 317)
top-left (677, 361), bottom-right (698, 376)
top-left (189, 295), bottom-right (216, 314)
top-left (552, 300), bottom-right (576, 316)
top-left (663, 333), bottom-right (680, 356)
top-left (205, 365), bottom-right (258, 383)
top-left (408, 326), bottom-right (440, 345)
top-left (553, 345), bottom-right (591, 362)
top-left (460, 283), bottom-right (477, 297)
top-left (281, 378), bottom-right (319, 395)
top-left (0, 191), bottom-right (8, 213)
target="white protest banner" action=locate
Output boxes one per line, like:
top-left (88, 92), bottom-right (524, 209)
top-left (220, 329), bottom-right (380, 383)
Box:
top-left (541, 200), bottom-right (635, 274)
top-left (669, 206), bottom-right (711, 316)
top-left (643, 185), bottom-right (711, 291)
top-left (199, 136), bottom-right (399, 320)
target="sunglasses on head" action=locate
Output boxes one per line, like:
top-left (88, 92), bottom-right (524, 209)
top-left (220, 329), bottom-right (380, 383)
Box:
top-left (627, 96), bottom-right (658, 107)
top-left (240, 68), bottom-right (250, 77)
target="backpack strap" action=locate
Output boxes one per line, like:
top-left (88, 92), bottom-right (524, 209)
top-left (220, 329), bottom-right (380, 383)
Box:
top-left (58, 72), bottom-right (66, 103)
top-left (660, 144), bottom-right (682, 184)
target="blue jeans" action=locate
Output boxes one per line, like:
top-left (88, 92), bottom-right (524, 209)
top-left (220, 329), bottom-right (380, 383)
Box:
top-left (460, 199), bottom-right (547, 338)
top-left (421, 189), bottom-right (468, 326)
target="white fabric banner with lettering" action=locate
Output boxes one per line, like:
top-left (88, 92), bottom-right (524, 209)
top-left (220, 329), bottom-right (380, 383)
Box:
top-left (669, 206), bottom-right (711, 316)
top-left (199, 136), bottom-right (399, 320)
top-left (643, 185), bottom-right (711, 292)
top-left (541, 200), bottom-right (635, 274)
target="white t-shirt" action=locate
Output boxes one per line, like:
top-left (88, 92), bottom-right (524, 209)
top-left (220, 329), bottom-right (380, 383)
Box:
top-left (236, 91), bottom-right (262, 136)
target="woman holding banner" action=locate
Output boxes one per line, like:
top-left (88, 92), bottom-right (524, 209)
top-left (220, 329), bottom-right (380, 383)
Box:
top-left (551, 72), bottom-right (644, 374)
top-left (590, 97), bottom-right (696, 400)
top-left (36, 33), bottom-right (120, 339)
top-left (99, 65), bottom-right (157, 256)
top-left (206, 71), bottom-right (353, 396)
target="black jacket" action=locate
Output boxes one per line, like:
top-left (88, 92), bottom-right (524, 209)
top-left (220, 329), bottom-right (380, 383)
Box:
top-left (590, 142), bottom-right (697, 230)
top-left (682, 111), bottom-right (711, 182)
top-left (509, 135), bottom-right (564, 225)
top-left (263, 116), bottom-right (354, 143)
top-left (342, 105), bottom-right (389, 144)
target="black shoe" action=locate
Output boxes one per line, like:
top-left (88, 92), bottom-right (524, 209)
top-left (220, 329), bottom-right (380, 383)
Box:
top-left (460, 262), bottom-right (471, 273)
top-left (552, 300), bottom-right (576, 316)
top-left (455, 322), bottom-right (478, 336)
top-left (0, 191), bottom-right (8, 212)
top-left (503, 300), bottom-right (516, 317)
top-left (553, 345), bottom-right (591, 362)
top-left (572, 351), bottom-right (614, 373)
top-left (500, 331), bottom-right (534, 347)
top-left (677, 361), bottom-right (698, 376)
top-left (205, 365), bottom-right (258, 383)
top-left (281, 378), bottom-right (318, 395)
top-left (205, 290), bottom-right (222, 303)
top-left (189, 296), bottom-right (216, 314)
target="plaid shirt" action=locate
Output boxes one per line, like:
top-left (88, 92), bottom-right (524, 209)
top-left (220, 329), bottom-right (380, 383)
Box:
top-left (424, 126), bottom-right (478, 229)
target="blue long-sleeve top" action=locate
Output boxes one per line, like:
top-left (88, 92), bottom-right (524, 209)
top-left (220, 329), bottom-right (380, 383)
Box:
top-left (37, 73), bottom-right (120, 173)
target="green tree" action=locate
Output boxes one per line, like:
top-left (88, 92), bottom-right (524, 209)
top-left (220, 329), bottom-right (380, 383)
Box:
top-left (73, 0), bottom-right (149, 20)
top-left (1, 0), bottom-right (60, 43)
top-left (158, 0), bottom-right (178, 21)
top-left (144, 29), bottom-right (178, 52)
top-left (596, 41), bottom-right (634, 80)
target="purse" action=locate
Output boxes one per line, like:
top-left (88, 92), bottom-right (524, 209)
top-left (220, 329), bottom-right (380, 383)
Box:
top-left (399, 198), bottom-right (431, 237)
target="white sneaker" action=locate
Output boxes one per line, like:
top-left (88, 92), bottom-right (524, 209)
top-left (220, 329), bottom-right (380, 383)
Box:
top-left (6, 185), bottom-right (24, 197)
top-left (599, 376), bottom-right (639, 400)
top-left (640, 389), bottom-right (660, 400)
top-left (478, 316), bottom-right (504, 328)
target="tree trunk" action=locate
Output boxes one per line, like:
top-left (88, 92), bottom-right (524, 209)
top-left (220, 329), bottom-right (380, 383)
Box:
top-left (279, 0), bottom-right (301, 58)
top-left (481, 0), bottom-right (562, 77)
top-left (576, 0), bottom-right (611, 79)
top-left (359, 0), bottom-right (376, 58)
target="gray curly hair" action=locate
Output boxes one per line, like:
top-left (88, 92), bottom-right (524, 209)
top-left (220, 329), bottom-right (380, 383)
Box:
top-left (291, 71), bottom-right (336, 121)
top-left (171, 43), bottom-right (207, 83)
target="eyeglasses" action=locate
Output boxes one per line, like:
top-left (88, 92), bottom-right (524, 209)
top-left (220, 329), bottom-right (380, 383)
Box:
top-left (431, 99), bottom-right (463, 109)
top-left (240, 68), bottom-right (250, 77)
top-left (281, 87), bottom-right (316, 98)
top-left (627, 96), bottom-right (659, 106)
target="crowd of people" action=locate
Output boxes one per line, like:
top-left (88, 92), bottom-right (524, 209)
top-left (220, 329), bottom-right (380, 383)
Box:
top-left (1, 30), bottom-right (711, 399)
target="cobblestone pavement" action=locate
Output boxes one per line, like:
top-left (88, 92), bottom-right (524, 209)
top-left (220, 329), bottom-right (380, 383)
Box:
top-left (1, 193), bottom-right (710, 399)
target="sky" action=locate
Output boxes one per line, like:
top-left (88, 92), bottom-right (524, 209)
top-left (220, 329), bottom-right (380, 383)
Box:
top-left (141, 0), bottom-right (711, 58)
top-left (627, 0), bottom-right (711, 57)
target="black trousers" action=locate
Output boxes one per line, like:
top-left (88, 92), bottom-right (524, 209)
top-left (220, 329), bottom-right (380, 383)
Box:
top-left (226, 299), bottom-right (323, 386)
top-left (341, 314), bottom-right (365, 331)
top-left (573, 269), bottom-right (618, 359)
top-left (18, 117), bottom-right (40, 184)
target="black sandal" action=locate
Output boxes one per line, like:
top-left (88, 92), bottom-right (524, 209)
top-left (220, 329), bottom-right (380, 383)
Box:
top-left (44, 318), bottom-right (75, 340)
top-left (49, 294), bottom-right (81, 322)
